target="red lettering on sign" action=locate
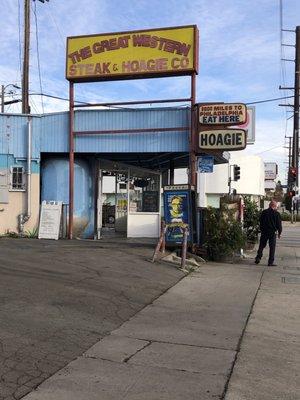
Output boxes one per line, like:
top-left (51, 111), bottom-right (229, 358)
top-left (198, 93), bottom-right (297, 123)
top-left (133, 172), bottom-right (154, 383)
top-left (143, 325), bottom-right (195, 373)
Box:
top-left (132, 34), bottom-right (191, 56)
top-left (121, 58), bottom-right (168, 73)
top-left (68, 63), bottom-right (111, 76)
top-left (109, 38), bottom-right (118, 50)
top-left (93, 42), bottom-right (104, 54)
top-left (92, 35), bottom-right (130, 54)
top-left (102, 62), bottom-right (111, 73)
top-left (78, 64), bottom-right (86, 75)
top-left (81, 46), bottom-right (92, 60)
top-left (68, 51), bottom-right (81, 64)
top-left (85, 64), bottom-right (94, 75)
top-left (68, 46), bottom-right (92, 64)
top-left (68, 65), bottom-right (77, 76)
top-left (94, 63), bottom-right (102, 74)
top-left (118, 35), bottom-right (130, 48)
top-left (171, 57), bottom-right (189, 69)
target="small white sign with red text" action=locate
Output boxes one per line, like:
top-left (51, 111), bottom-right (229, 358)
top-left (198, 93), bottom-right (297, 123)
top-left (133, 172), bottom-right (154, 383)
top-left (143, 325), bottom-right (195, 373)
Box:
top-left (199, 103), bottom-right (247, 125)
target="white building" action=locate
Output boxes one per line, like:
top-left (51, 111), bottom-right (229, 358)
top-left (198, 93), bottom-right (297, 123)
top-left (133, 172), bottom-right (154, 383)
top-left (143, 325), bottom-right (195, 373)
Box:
top-left (198, 154), bottom-right (265, 208)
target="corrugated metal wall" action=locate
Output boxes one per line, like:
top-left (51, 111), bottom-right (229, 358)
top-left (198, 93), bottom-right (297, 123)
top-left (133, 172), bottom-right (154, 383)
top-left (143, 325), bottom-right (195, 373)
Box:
top-left (0, 114), bottom-right (40, 159)
top-left (74, 108), bottom-right (190, 153)
top-left (39, 112), bottom-right (69, 153)
top-left (0, 107), bottom-right (190, 158)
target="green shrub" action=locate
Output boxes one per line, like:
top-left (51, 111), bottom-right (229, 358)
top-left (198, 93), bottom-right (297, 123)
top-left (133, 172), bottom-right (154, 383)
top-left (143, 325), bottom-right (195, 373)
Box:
top-left (280, 212), bottom-right (300, 222)
top-left (280, 211), bottom-right (291, 221)
top-left (204, 207), bottom-right (246, 261)
top-left (1, 230), bottom-right (20, 238)
top-left (243, 196), bottom-right (261, 243)
top-left (24, 227), bottom-right (38, 238)
top-left (283, 193), bottom-right (292, 211)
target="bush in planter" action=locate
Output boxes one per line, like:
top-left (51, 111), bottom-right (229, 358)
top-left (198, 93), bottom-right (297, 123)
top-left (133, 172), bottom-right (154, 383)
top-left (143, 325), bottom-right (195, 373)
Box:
top-left (243, 196), bottom-right (261, 245)
top-left (204, 207), bottom-right (246, 261)
top-left (280, 211), bottom-right (291, 221)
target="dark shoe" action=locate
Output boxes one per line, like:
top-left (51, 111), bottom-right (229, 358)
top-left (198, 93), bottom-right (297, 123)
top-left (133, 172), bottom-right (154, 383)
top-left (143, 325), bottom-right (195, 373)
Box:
top-left (255, 258), bottom-right (260, 264)
top-left (268, 263), bottom-right (277, 266)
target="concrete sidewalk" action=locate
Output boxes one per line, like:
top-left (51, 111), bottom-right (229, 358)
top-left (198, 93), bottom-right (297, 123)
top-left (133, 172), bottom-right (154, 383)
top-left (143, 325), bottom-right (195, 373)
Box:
top-left (225, 245), bottom-right (300, 400)
top-left (23, 248), bottom-right (299, 400)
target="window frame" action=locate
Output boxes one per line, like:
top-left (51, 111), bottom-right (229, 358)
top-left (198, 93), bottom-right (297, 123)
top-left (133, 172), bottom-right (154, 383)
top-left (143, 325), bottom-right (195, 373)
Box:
top-left (9, 165), bottom-right (26, 192)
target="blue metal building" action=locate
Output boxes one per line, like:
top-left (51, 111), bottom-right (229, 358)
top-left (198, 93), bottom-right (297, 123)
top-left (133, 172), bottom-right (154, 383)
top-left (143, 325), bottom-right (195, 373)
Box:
top-left (0, 107), bottom-right (226, 236)
top-left (0, 107), bottom-right (225, 238)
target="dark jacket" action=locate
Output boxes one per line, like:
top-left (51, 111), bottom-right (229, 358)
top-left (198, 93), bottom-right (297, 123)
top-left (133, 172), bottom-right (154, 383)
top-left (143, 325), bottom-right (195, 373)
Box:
top-left (259, 208), bottom-right (282, 235)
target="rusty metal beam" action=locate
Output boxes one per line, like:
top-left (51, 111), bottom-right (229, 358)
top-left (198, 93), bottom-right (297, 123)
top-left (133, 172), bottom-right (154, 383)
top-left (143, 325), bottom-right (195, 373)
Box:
top-left (68, 82), bottom-right (74, 239)
top-left (73, 98), bottom-right (192, 108)
top-left (74, 126), bottom-right (189, 135)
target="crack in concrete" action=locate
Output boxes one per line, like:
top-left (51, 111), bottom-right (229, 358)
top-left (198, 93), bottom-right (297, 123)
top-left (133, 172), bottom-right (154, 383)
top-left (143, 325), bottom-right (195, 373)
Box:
top-left (84, 350), bottom-right (228, 377)
top-left (118, 335), bottom-right (237, 352)
top-left (123, 341), bottom-right (152, 363)
top-left (220, 267), bottom-right (266, 400)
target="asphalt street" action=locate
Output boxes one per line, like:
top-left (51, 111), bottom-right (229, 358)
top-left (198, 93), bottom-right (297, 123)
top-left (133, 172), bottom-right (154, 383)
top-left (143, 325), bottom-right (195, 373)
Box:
top-left (21, 236), bottom-right (300, 400)
top-left (278, 222), bottom-right (300, 248)
top-left (0, 238), bottom-right (183, 400)
top-left (1, 223), bottom-right (299, 400)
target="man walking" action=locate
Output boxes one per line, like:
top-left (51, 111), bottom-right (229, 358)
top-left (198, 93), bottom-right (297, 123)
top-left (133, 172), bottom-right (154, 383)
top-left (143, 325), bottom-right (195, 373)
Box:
top-left (255, 200), bottom-right (282, 266)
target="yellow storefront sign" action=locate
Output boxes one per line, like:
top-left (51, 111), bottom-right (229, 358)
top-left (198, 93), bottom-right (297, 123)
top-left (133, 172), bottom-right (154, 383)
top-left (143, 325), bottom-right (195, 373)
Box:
top-left (66, 26), bottom-right (198, 82)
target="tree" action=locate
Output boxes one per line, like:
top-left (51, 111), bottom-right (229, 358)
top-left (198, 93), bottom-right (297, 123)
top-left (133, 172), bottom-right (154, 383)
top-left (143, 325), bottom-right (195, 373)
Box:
top-left (243, 196), bottom-right (261, 244)
top-left (273, 181), bottom-right (284, 202)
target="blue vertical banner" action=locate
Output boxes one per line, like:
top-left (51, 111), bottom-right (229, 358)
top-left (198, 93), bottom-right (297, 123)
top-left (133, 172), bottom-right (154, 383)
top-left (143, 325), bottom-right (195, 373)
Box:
top-left (163, 188), bottom-right (192, 244)
top-left (197, 155), bottom-right (214, 173)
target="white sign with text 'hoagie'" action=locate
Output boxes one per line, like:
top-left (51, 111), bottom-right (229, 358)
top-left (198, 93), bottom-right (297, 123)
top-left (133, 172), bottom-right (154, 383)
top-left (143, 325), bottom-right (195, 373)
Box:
top-left (199, 129), bottom-right (247, 151)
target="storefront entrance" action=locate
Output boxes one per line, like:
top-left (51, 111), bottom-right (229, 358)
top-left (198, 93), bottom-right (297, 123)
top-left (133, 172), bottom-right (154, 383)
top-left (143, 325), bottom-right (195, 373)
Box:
top-left (97, 160), bottom-right (161, 239)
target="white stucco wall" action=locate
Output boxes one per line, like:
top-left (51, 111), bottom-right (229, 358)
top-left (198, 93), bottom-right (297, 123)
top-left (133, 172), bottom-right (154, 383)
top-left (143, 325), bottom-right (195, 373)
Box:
top-left (230, 154), bottom-right (265, 196)
top-left (197, 154), bottom-right (265, 207)
top-left (0, 174), bottom-right (40, 234)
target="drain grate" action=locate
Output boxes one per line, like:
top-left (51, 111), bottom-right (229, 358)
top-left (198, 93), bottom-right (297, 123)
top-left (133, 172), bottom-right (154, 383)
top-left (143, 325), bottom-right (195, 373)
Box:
top-left (281, 276), bottom-right (300, 284)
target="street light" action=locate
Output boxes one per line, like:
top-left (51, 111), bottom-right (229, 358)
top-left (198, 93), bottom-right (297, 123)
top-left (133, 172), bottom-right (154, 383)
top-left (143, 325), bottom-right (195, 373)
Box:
top-left (1, 84), bottom-right (21, 113)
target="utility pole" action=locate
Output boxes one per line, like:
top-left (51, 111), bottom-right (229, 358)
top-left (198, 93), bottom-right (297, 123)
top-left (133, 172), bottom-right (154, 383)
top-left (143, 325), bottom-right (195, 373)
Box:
top-left (284, 136), bottom-right (293, 170)
top-left (22, 0), bottom-right (30, 114)
top-left (292, 26), bottom-right (300, 192)
top-left (21, 0), bottom-right (49, 114)
top-left (288, 136), bottom-right (293, 168)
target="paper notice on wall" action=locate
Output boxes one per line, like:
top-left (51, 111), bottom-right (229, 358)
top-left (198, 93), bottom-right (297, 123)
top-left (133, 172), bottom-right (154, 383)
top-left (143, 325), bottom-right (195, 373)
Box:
top-left (38, 201), bottom-right (62, 240)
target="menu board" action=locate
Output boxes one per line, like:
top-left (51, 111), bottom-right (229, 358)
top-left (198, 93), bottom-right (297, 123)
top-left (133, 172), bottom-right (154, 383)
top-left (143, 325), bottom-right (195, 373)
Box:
top-left (38, 201), bottom-right (62, 240)
top-left (142, 191), bottom-right (159, 212)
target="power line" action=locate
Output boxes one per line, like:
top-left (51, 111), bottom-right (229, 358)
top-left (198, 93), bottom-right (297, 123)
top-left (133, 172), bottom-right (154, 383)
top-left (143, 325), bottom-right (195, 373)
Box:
top-left (30, 92), bottom-right (89, 104)
top-left (245, 95), bottom-right (293, 105)
top-left (45, 4), bottom-right (65, 49)
top-left (255, 145), bottom-right (283, 155)
top-left (5, 91), bottom-right (296, 110)
top-left (33, 93), bottom-right (296, 107)
top-left (30, 95), bottom-right (39, 114)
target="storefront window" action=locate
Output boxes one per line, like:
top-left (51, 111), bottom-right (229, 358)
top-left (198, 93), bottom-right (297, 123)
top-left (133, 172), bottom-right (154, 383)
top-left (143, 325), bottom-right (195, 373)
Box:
top-left (129, 169), bottom-right (160, 213)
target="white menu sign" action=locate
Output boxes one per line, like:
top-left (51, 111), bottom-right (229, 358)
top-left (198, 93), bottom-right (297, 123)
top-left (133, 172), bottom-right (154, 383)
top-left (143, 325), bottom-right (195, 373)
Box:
top-left (38, 201), bottom-right (62, 240)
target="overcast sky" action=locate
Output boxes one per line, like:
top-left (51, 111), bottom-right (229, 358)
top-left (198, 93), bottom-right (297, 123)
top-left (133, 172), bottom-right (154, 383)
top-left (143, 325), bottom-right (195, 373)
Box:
top-left (0, 0), bottom-right (299, 182)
